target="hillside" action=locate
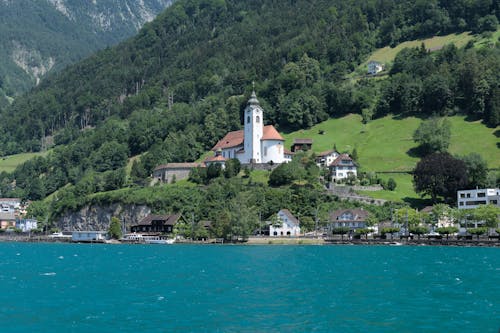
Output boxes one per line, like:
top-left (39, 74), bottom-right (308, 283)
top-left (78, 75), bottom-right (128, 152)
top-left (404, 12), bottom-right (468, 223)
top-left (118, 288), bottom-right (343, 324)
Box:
top-left (0, 0), bottom-right (497, 215)
top-left (0, 0), bottom-right (173, 105)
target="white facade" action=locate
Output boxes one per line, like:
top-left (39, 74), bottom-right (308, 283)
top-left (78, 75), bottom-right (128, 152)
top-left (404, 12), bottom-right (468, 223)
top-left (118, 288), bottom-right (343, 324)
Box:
top-left (243, 92), bottom-right (264, 163)
top-left (262, 139), bottom-right (285, 164)
top-left (457, 188), bottom-right (500, 209)
top-left (270, 209), bottom-right (301, 236)
top-left (330, 154), bottom-right (357, 181)
top-left (72, 231), bottom-right (107, 242)
top-left (16, 219), bottom-right (37, 232)
top-left (367, 61), bottom-right (384, 75)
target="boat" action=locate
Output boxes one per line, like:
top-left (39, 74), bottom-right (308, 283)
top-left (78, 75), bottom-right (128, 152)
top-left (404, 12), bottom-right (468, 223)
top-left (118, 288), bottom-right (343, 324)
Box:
top-left (143, 235), bottom-right (175, 244)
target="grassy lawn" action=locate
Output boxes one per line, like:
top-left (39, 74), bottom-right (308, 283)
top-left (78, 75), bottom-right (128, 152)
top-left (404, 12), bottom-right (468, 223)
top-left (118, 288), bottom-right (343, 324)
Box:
top-left (285, 114), bottom-right (499, 172)
top-left (285, 114), bottom-right (499, 202)
top-left (0, 152), bottom-right (48, 173)
top-left (366, 31), bottom-right (474, 64)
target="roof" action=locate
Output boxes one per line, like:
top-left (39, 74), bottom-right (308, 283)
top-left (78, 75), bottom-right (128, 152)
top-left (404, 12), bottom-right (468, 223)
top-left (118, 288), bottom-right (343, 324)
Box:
top-left (212, 129), bottom-right (244, 150)
top-left (204, 155), bottom-right (227, 163)
top-left (293, 138), bottom-right (313, 144)
top-left (330, 154), bottom-right (356, 167)
top-left (330, 209), bottom-right (369, 222)
top-left (154, 163), bottom-right (203, 171)
top-left (262, 125), bottom-right (284, 141)
top-left (317, 150), bottom-right (338, 157)
top-left (134, 214), bottom-right (182, 226)
top-left (278, 209), bottom-right (300, 226)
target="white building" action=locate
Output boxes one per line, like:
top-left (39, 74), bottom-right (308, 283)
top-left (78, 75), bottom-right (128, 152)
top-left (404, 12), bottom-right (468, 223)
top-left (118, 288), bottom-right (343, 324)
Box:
top-left (367, 60), bottom-right (384, 75)
top-left (211, 91), bottom-right (290, 164)
top-left (72, 231), bottom-right (108, 242)
top-left (16, 219), bottom-right (38, 232)
top-left (457, 188), bottom-right (500, 209)
top-left (270, 209), bottom-right (301, 236)
top-left (329, 154), bottom-right (358, 181)
top-left (316, 150), bottom-right (339, 167)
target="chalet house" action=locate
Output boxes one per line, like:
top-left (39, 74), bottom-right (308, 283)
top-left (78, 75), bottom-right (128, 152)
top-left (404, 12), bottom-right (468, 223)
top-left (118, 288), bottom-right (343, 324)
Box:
top-left (270, 209), bottom-right (301, 236)
top-left (291, 138), bottom-right (313, 152)
top-left (329, 208), bottom-right (369, 232)
top-left (329, 154), bottom-right (357, 181)
top-left (130, 214), bottom-right (185, 234)
top-left (0, 211), bottom-right (16, 230)
top-left (315, 150), bottom-right (339, 167)
top-left (367, 60), bottom-right (384, 75)
top-left (153, 163), bottom-right (204, 184)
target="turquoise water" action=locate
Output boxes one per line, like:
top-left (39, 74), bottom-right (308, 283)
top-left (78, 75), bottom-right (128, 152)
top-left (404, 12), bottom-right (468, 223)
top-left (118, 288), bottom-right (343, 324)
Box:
top-left (0, 243), bottom-right (498, 332)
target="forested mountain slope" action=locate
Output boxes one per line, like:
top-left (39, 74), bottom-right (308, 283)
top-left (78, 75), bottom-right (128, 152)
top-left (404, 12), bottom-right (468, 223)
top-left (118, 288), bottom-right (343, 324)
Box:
top-left (0, 0), bottom-right (498, 205)
top-left (0, 0), bottom-right (173, 105)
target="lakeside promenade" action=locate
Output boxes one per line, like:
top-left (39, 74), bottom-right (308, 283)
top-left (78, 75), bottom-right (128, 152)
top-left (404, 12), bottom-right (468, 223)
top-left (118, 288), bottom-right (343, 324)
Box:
top-left (1, 234), bottom-right (499, 247)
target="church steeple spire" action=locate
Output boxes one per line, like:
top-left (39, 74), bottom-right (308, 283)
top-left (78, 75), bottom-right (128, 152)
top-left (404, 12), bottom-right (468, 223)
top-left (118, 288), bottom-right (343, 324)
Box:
top-left (248, 82), bottom-right (260, 106)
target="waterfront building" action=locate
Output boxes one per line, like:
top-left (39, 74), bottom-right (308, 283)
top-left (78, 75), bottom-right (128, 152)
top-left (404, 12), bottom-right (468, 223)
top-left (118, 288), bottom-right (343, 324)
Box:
top-left (270, 209), bottom-right (301, 236)
top-left (457, 188), bottom-right (500, 209)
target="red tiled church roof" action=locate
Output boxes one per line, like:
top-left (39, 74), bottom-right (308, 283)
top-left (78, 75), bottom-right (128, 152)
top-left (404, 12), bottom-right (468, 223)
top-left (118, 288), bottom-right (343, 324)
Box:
top-left (212, 130), bottom-right (244, 151)
top-left (262, 125), bottom-right (284, 141)
top-left (212, 125), bottom-right (283, 151)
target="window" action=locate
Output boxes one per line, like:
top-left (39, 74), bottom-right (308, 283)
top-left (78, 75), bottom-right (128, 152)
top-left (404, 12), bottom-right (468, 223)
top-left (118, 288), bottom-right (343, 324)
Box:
top-left (247, 116), bottom-right (250, 123)
top-left (256, 115), bottom-right (260, 123)
top-left (264, 146), bottom-right (267, 156)
top-left (477, 192), bottom-right (486, 197)
top-left (460, 193), bottom-right (465, 198)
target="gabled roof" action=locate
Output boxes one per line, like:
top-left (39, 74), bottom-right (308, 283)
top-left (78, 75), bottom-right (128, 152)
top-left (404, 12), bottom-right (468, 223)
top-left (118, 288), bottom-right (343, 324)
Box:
top-left (278, 209), bottom-right (300, 226)
top-left (154, 163), bottom-right (204, 171)
top-left (293, 138), bottom-right (313, 144)
top-left (204, 155), bottom-right (227, 163)
top-left (212, 130), bottom-right (244, 150)
top-left (134, 214), bottom-right (182, 226)
top-left (317, 150), bottom-right (338, 157)
top-left (262, 125), bottom-right (284, 141)
top-left (329, 209), bottom-right (369, 222)
top-left (330, 154), bottom-right (356, 167)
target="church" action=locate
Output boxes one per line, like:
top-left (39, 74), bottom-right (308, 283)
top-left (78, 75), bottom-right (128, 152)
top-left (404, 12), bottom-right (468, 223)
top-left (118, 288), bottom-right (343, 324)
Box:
top-left (210, 91), bottom-right (291, 165)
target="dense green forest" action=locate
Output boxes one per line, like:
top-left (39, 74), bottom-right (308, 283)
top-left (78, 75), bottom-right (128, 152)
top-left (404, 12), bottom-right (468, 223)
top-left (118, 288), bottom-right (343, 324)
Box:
top-left (0, 0), bottom-right (172, 106)
top-left (0, 0), bottom-right (498, 225)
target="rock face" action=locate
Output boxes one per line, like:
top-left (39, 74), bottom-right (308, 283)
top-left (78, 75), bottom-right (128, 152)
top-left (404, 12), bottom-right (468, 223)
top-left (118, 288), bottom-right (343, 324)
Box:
top-left (56, 203), bottom-right (151, 232)
top-left (0, 0), bottom-right (173, 103)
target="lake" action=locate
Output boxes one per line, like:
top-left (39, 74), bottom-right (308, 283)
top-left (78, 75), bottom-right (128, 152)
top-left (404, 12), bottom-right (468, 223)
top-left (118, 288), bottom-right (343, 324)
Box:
top-left (0, 243), bottom-right (498, 332)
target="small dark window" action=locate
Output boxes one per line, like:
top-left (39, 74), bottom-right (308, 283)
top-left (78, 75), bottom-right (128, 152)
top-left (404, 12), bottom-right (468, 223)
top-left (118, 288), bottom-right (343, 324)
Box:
top-left (256, 115), bottom-right (260, 123)
top-left (247, 116), bottom-right (250, 123)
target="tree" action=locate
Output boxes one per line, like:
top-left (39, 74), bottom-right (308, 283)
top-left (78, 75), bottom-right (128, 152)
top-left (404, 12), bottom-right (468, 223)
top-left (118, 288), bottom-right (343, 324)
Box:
top-left (436, 226), bottom-right (459, 240)
top-left (409, 226), bottom-right (429, 240)
top-left (471, 205), bottom-right (500, 229)
top-left (355, 228), bottom-right (370, 239)
top-left (331, 227), bottom-right (350, 240)
top-left (467, 227), bottom-right (488, 240)
top-left (380, 227), bottom-right (400, 239)
top-left (386, 178), bottom-right (397, 191)
top-left (461, 153), bottom-right (488, 188)
top-left (108, 217), bottom-right (122, 240)
top-left (412, 117), bottom-right (451, 155)
top-left (413, 152), bottom-right (468, 203)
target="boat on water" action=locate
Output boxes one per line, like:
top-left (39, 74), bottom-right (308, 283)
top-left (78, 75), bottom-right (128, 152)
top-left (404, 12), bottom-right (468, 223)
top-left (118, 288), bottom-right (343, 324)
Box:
top-left (121, 233), bottom-right (175, 244)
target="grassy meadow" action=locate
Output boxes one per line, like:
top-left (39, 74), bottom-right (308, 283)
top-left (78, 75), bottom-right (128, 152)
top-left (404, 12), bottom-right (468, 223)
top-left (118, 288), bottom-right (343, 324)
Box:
top-left (284, 114), bottom-right (499, 202)
top-left (0, 152), bottom-right (48, 173)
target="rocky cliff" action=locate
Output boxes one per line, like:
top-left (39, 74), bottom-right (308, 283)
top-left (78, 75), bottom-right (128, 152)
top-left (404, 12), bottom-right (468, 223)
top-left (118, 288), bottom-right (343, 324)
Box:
top-left (56, 203), bottom-right (152, 232)
top-left (0, 0), bottom-right (173, 104)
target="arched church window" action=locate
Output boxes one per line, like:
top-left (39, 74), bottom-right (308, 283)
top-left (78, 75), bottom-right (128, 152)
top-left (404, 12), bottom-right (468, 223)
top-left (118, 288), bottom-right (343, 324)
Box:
top-left (247, 116), bottom-right (250, 123)
top-left (256, 115), bottom-right (260, 123)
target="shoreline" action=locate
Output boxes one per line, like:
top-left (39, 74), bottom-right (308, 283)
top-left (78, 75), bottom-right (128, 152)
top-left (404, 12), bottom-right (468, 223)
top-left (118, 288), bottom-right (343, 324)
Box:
top-left (1, 235), bottom-right (499, 247)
